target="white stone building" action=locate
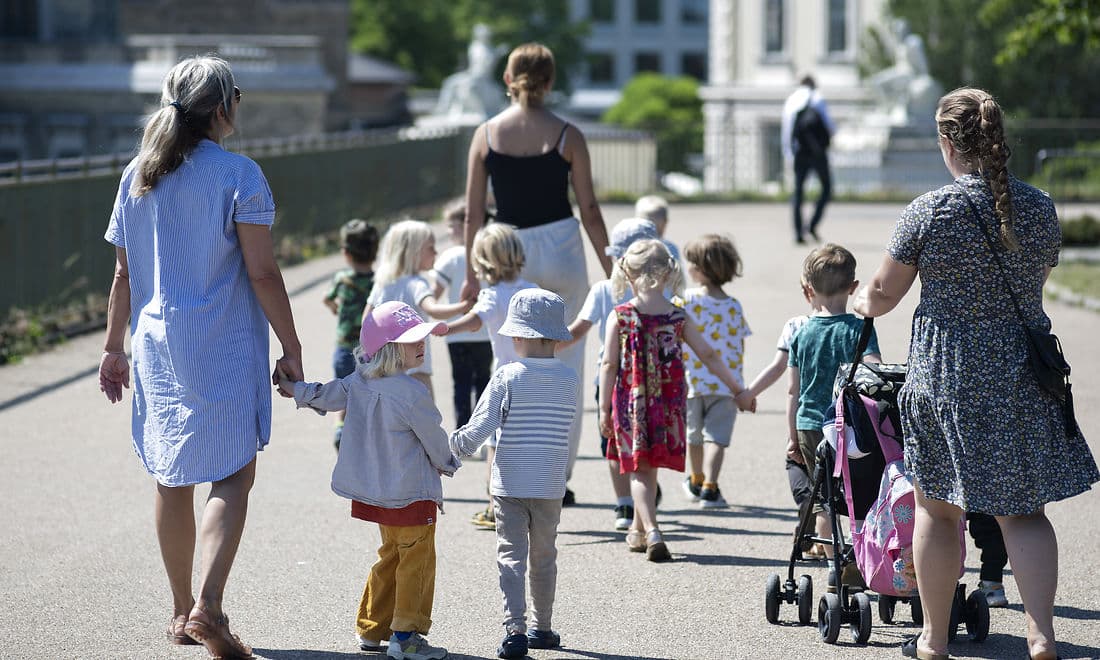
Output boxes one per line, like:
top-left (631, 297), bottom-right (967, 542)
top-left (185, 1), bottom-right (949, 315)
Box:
top-left (567, 0), bottom-right (710, 117)
top-left (702, 0), bottom-right (886, 192)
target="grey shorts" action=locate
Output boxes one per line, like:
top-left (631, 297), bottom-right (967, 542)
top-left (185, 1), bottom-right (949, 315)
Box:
top-left (686, 395), bottom-right (737, 447)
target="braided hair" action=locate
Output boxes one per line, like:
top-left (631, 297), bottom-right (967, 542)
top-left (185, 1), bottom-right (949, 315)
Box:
top-left (936, 87), bottom-right (1019, 250)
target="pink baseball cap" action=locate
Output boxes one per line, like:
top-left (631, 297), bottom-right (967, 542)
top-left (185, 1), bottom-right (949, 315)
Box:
top-left (359, 301), bottom-right (447, 359)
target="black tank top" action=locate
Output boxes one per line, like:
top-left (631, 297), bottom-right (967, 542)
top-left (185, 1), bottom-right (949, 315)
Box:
top-left (484, 123), bottom-right (573, 228)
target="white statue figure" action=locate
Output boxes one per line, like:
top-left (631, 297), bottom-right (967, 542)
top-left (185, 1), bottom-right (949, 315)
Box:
top-left (434, 24), bottom-right (507, 120)
top-left (868, 19), bottom-right (942, 125)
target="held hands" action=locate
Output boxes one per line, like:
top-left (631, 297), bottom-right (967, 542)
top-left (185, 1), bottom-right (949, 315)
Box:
top-left (735, 390), bottom-right (757, 413)
top-left (459, 276), bottom-right (480, 304)
top-left (273, 355), bottom-right (303, 398)
top-left (99, 351), bottom-right (130, 404)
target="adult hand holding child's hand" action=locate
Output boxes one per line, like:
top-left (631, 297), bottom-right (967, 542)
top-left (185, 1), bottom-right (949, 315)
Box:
top-left (273, 355), bottom-right (303, 398)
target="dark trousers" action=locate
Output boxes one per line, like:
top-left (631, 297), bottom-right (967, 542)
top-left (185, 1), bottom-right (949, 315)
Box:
top-left (792, 149), bottom-right (832, 241)
top-left (447, 341), bottom-right (493, 427)
top-left (787, 457), bottom-right (813, 507)
top-left (968, 512), bottom-right (1009, 583)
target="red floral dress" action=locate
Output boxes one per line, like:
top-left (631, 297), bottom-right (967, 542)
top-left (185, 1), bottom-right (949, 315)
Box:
top-left (607, 302), bottom-right (687, 473)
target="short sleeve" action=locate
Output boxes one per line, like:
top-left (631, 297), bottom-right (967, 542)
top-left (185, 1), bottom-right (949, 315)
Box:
top-left (233, 162), bottom-right (275, 226)
top-left (104, 173), bottom-right (129, 247)
top-left (366, 282), bottom-right (383, 307)
top-left (787, 334), bottom-right (799, 368)
top-left (325, 273), bottom-right (342, 301)
top-left (473, 287), bottom-right (497, 320)
top-left (409, 276), bottom-right (432, 306)
top-left (887, 196), bottom-right (930, 266)
top-left (578, 282), bottom-right (605, 324)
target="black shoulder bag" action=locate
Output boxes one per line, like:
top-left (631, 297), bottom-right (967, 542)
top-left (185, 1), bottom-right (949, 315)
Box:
top-left (955, 185), bottom-right (1078, 436)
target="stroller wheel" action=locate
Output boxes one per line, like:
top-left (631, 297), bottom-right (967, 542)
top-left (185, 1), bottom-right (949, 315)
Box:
top-left (765, 573), bottom-right (781, 624)
top-left (797, 575), bottom-right (814, 625)
top-left (818, 593), bottom-right (842, 644)
top-left (909, 594), bottom-right (923, 626)
top-left (877, 594), bottom-right (895, 624)
top-left (964, 589), bottom-right (990, 642)
top-left (850, 592), bottom-right (872, 644)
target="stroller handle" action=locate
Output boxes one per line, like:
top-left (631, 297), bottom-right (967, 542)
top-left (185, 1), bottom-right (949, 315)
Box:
top-left (843, 317), bottom-right (876, 386)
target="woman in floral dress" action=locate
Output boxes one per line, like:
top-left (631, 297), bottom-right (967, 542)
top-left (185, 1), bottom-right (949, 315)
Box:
top-left (855, 88), bottom-right (1098, 660)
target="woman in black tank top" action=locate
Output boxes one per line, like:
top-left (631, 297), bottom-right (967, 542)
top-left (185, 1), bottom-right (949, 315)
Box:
top-left (461, 43), bottom-right (612, 303)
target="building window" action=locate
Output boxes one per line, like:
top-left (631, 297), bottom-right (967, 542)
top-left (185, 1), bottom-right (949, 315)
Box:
top-left (634, 52), bottom-right (661, 74)
top-left (681, 52), bottom-right (706, 81)
top-left (827, 0), bottom-right (847, 53)
top-left (590, 0), bottom-right (615, 23)
top-left (635, 0), bottom-right (660, 24)
top-left (587, 52), bottom-right (615, 84)
top-left (681, 0), bottom-right (707, 24)
top-left (765, 0), bottom-right (784, 54)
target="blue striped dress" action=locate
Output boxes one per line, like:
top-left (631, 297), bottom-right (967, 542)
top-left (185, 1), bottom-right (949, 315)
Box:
top-left (105, 139), bottom-right (276, 486)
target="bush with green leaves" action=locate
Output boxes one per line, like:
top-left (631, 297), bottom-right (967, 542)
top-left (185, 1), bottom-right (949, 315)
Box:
top-left (1062, 214), bottom-right (1100, 246)
top-left (602, 73), bottom-right (703, 174)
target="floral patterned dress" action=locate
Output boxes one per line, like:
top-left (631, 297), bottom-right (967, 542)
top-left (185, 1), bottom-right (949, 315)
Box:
top-left (889, 173), bottom-right (1098, 515)
top-left (607, 302), bottom-right (687, 473)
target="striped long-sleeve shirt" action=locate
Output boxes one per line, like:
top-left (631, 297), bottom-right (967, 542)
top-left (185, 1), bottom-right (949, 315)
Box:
top-left (450, 357), bottom-right (578, 499)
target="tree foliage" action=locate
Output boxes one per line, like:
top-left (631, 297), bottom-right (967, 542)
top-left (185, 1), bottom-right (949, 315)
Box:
top-left (887, 0), bottom-right (1100, 118)
top-left (350, 0), bottom-right (588, 91)
top-left (602, 73), bottom-right (703, 173)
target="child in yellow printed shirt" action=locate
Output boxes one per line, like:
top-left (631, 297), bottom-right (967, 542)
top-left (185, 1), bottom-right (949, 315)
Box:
top-left (680, 234), bottom-right (752, 507)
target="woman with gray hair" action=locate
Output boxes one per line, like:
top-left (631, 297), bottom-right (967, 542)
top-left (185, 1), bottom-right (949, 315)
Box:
top-left (98, 55), bottom-right (302, 659)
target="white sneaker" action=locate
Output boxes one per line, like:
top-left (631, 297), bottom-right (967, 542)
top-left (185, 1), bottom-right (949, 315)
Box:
top-left (978, 580), bottom-right (1009, 608)
top-left (386, 632), bottom-right (447, 660)
top-left (358, 634), bottom-right (387, 652)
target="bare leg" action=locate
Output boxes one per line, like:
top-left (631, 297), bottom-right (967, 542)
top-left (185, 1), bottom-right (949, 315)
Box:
top-left (156, 483), bottom-right (197, 617)
top-left (912, 483), bottom-right (964, 657)
top-left (687, 444), bottom-right (703, 479)
top-left (702, 443), bottom-right (725, 485)
top-left (194, 459), bottom-right (256, 615)
top-left (630, 466), bottom-right (660, 533)
top-left (996, 510), bottom-right (1058, 658)
top-left (608, 462), bottom-right (630, 499)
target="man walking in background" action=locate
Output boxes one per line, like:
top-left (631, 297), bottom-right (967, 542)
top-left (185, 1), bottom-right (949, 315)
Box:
top-left (782, 75), bottom-right (835, 244)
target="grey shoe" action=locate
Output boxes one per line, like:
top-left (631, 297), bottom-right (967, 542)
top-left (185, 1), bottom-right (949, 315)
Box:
top-left (978, 580), bottom-right (1009, 607)
top-left (386, 633), bottom-right (447, 660)
top-left (698, 486), bottom-right (728, 508)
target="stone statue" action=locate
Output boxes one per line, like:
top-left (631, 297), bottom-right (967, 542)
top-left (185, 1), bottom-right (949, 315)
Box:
top-left (868, 19), bottom-right (942, 125)
top-left (433, 24), bottom-right (507, 120)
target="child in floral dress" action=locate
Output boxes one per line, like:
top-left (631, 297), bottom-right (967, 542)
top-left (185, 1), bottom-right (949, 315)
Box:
top-left (598, 239), bottom-right (755, 561)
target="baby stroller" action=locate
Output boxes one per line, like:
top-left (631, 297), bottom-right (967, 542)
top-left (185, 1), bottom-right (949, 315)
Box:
top-left (764, 318), bottom-right (990, 646)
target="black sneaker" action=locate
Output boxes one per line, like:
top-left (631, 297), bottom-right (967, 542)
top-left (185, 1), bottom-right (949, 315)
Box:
top-left (498, 632), bottom-right (527, 659)
top-left (562, 488), bottom-right (575, 506)
top-left (613, 504), bottom-right (633, 530)
top-left (698, 486), bottom-right (728, 508)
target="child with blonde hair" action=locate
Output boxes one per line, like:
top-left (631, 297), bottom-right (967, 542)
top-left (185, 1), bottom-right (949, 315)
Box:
top-left (634, 194), bottom-right (680, 261)
top-left (280, 301), bottom-right (459, 659)
top-left (599, 239), bottom-right (754, 561)
top-left (366, 219), bottom-right (472, 396)
top-left (680, 234), bottom-right (755, 508)
top-left (447, 222), bottom-right (536, 529)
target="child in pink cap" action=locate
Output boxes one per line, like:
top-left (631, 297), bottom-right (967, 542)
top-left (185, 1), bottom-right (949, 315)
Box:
top-left (280, 301), bottom-right (460, 659)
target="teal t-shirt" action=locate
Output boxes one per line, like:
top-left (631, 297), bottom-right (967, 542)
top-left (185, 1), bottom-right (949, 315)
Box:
top-left (788, 314), bottom-right (879, 431)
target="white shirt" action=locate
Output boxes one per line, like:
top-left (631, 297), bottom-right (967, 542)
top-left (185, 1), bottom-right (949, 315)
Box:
top-left (577, 279), bottom-right (629, 382)
top-left (781, 85), bottom-right (836, 159)
top-left (450, 358), bottom-right (578, 499)
top-left (681, 288), bottom-right (752, 398)
top-left (473, 278), bottom-right (537, 368)
top-left (367, 274), bottom-right (434, 374)
top-left (778, 315), bottom-right (810, 351)
top-left (432, 244), bottom-right (489, 343)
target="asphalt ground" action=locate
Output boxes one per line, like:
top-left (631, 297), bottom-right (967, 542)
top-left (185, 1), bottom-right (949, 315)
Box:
top-left (1, 202), bottom-right (1098, 660)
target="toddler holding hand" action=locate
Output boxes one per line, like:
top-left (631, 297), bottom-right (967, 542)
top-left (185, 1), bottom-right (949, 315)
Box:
top-left (280, 301), bottom-right (459, 660)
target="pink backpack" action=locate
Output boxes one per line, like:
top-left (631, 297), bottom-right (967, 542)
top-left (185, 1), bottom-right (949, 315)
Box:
top-left (833, 392), bottom-right (965, 597)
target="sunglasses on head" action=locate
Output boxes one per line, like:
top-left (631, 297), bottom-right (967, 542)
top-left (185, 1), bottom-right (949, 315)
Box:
top-left (233, 86), bottom-right (242, 103)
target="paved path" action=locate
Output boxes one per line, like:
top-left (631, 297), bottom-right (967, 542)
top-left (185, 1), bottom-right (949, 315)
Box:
top-left (2, 203), bottom-right (1098, 660)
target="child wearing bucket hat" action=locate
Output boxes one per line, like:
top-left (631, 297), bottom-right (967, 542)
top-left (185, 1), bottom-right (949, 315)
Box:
top-left (449, 288), bottom-right (578, 659)
top-left (279, 300), bottom-right (459, 659)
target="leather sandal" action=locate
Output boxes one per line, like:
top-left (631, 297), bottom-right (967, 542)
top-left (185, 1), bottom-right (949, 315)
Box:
top-left (166, 615), bottom-right (200, 645)
top-left (645, 529), bottom-right (671, 562)
top-left (625, 529), bottom-right (646, 552)
top-left (184, 607), bottom-right (254, 659)
top-left (901, 634), bottom-right (950, 659)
